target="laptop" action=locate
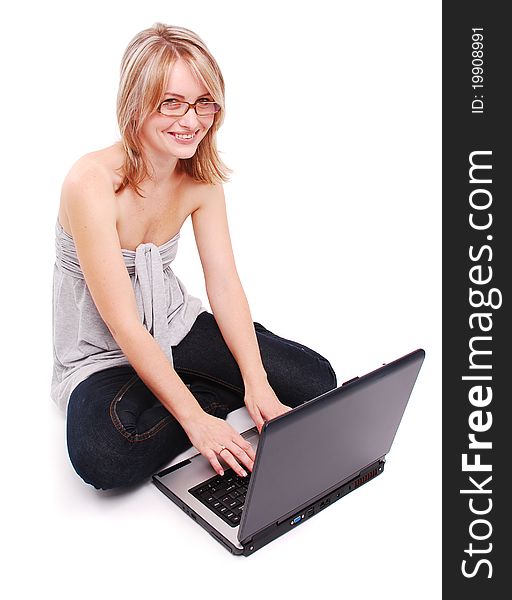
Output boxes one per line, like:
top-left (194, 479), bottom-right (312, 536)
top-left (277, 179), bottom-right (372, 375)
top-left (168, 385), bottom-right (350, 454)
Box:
top-left (153, 348), bottom-right (425, 556)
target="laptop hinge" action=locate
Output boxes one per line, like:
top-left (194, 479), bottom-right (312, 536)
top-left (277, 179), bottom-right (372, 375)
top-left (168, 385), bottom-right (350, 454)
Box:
top-left (342, 375), bottom-right (360, 386)
top-left (154, 458), bottom-right (191, 478)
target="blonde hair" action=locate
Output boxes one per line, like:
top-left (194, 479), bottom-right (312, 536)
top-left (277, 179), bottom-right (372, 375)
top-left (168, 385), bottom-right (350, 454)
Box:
top-left (115, 22), bottom-right (231, 196)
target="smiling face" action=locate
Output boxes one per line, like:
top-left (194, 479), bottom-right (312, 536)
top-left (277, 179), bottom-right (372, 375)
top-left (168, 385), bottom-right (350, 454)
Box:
top-left (139, 58), bottom-right (216, 167)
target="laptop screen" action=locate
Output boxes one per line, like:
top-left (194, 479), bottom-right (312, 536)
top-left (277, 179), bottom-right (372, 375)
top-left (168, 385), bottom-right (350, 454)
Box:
top-left (239, 349), bottom-right (425, 542)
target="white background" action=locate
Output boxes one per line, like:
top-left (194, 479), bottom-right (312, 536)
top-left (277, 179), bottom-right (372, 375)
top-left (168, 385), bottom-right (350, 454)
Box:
top-left (2, 1), bottom-right (441, 598)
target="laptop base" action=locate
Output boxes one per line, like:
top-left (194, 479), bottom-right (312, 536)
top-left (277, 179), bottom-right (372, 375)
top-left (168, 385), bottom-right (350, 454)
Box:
top-left (153, 458), bottom-right (385, 556)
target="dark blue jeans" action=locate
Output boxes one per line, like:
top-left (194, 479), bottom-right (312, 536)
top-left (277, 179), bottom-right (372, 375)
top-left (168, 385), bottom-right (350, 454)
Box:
top-left (66, 311), bottom-right (337, 490)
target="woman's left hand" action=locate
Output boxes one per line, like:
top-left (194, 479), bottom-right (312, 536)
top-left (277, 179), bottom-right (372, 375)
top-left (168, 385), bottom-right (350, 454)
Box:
top-left (244, 381), bottom-right (293, 434)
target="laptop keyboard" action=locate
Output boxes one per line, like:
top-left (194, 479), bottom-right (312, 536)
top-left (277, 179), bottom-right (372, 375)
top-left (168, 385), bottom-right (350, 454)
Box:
top-left (189, 469), bottom-right (252, 528)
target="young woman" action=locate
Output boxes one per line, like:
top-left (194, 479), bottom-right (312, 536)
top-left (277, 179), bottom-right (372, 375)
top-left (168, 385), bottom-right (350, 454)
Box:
top-left (52, 22), bottom-right (337, 490)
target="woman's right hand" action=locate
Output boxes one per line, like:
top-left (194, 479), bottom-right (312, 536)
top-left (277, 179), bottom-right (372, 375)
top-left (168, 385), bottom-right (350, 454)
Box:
top-left (182, 411), bottom-right (256, 477)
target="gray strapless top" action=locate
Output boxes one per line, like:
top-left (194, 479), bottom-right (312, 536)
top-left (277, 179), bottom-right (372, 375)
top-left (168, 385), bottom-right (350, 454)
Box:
top-left (51, 220), bottom-right (206, 411)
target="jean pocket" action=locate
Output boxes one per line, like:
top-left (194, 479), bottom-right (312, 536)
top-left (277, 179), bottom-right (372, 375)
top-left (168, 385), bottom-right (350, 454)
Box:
top-left (110, 376), bottom-right (172, 442)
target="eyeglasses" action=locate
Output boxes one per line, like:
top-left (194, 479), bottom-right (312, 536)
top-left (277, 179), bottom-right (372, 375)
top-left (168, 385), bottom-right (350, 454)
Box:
top-left (157, 98), bottom-right (221, 118)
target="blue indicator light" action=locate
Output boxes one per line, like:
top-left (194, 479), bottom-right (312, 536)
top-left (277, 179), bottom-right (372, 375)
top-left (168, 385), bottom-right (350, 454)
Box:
top-left (293, 516), bottom-right (302, 524)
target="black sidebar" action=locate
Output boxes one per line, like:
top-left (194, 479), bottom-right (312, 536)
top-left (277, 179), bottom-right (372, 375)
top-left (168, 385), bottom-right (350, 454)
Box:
top-left (443, 2), bottom-right (510, 598)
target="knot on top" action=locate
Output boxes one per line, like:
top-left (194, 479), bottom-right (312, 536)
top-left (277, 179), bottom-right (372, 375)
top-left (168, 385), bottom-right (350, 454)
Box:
top-left (132, 242), bottom-right (172, 363)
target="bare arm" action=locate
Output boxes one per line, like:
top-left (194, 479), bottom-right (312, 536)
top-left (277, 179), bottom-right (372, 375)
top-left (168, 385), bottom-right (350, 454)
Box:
top-left (191, 183), bottom-right (268, 387)
top-left (192, 183), bottom-right (293, 432)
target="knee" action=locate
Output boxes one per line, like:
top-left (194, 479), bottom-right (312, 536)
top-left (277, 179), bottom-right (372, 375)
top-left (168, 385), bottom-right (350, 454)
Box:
top-left (66, 405), bottom-right (136, 491)
top-left (269, 353), bottom-right (337, 407)
top-left (66, 428), bottom-right (128, 490)
top-left (66, 450), bottom-right (106, 491)
top-left (321, 357), bottom-right (337, 391)
top-left (295, 349), bottom-right (338, 404)
top-left (310, 356), bottom-right (337, 397)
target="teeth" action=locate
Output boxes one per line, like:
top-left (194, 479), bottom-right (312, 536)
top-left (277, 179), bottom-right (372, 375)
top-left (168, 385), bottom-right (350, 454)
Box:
top-left (171, 132), bottom-right (194, 140)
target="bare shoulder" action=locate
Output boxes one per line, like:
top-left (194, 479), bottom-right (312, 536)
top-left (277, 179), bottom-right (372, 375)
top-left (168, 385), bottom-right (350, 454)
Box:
top-left (59, 145), bottom-right (122, 232)
top-left (186, 179), bottom-right (225, 214)
top-left (63, 143), bottom-right (121, 190)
